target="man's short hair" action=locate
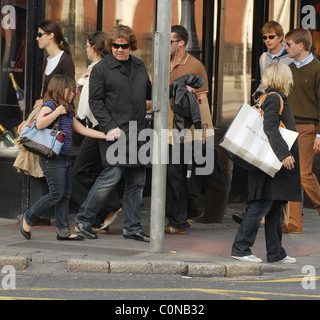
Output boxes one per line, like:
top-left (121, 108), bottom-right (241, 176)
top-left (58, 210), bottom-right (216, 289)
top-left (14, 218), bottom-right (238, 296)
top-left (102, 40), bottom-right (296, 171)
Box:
top-left (171, 25), bottom-right (189, 46)
top-left (285, 28), bottom-right (312, 52)
top-left (261, 21), bottom-right (284, 38)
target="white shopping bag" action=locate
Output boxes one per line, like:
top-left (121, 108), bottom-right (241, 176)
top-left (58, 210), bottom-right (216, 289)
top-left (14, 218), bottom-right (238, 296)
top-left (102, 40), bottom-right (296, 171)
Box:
top-left (219, 103), bottom-right (298, 178)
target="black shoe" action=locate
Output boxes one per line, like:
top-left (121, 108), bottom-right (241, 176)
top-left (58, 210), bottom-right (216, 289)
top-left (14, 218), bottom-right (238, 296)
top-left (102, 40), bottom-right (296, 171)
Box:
top-left (57, 234), bottom-right (85, 241)
top-left (75, 218), bottom-right (98, 239)
top-left (123, 231), bottom-right (150, 242)
top-left (18, 214), bottom-right (31, 240)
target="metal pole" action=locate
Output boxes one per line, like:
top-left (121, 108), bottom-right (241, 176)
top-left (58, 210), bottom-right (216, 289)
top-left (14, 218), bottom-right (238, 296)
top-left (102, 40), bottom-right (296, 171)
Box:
top-left (149, 0), bottom-right (172, 253)
top-left (180, 0), bottom-right (201, 59)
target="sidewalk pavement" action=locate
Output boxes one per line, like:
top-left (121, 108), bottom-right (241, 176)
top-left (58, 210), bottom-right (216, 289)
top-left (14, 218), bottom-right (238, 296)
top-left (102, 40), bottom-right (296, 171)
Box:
top-left (0, 201), bottom-right (319, 277)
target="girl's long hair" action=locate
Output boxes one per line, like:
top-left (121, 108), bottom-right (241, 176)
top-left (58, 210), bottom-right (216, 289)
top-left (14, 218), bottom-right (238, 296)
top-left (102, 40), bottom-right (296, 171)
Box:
top-left (43, 74), bottom-right (75, 115)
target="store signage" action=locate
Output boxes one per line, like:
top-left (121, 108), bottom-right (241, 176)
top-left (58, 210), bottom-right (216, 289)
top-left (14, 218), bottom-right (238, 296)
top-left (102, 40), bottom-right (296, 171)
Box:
top-left (1, 5), bottom-right (16, 30)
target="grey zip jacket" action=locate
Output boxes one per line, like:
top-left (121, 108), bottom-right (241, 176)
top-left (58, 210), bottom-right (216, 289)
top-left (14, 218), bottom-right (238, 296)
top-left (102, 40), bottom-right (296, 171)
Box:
top-left (255, 47), bottom-right (294, 95)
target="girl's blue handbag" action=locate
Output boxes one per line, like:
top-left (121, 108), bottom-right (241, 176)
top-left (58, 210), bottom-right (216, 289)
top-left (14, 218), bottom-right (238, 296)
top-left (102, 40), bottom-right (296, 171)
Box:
top-left (19, 118), bottom-right (65, 158)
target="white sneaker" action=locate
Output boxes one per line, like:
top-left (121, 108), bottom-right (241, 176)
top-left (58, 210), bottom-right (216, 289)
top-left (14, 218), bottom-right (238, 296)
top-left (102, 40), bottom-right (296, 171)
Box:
top-left (231, 254), bottom-right (262, 263)
top-left (279, 256), bottom-right (296, 264)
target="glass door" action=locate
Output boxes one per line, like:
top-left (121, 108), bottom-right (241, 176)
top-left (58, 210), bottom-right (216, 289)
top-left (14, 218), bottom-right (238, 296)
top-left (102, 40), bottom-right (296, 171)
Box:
top-left (0, 0), bottom-right (26, 158)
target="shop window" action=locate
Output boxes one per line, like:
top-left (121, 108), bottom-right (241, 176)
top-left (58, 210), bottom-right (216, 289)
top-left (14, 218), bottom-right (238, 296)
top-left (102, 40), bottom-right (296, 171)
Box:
top-left (0, 0), bottom-right (26, 158)
top-left (220, 0), bottom-right (254, 126)
top-left (103, 0), bottom-right (156, 73)
top-left (45, 0), bottom-right (99, 83)
top-left (269, 0), bottom-right (291, 34)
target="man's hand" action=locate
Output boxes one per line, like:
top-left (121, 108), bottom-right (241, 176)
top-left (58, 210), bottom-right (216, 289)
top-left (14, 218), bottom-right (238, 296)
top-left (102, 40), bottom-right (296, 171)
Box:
top-left (106, 127), bottom-right (121, 141)
top-left (314, 136), bottom-right (320, 153)
top-left (186, 85), bottom-right (195, 94)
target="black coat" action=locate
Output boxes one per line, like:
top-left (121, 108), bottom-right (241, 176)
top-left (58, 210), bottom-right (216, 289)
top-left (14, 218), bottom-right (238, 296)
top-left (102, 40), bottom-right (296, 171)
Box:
top-left (89, 52), bottom-right (152, 167)
top-left (247, 88), bottom-right (302, 202)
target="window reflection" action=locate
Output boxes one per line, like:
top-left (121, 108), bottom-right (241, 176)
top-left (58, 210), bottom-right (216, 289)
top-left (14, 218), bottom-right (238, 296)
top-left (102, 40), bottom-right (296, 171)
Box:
top-left (45, 0), bottom-right (98, 81)
top-left (221, 0), bottom-right (253, 125)
top-left (0, 1), bottom-right (26, 156)
top-left (270, 0), bottom-right (291, 34)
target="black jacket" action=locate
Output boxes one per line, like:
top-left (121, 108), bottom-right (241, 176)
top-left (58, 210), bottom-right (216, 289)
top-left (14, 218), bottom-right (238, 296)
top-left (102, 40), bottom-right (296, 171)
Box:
top-left (89, 52), bottom-right (152, 167)
top-left (170, 74), bottom-right (205, 136)
top-left (247, 88), bottom-right (301, 202)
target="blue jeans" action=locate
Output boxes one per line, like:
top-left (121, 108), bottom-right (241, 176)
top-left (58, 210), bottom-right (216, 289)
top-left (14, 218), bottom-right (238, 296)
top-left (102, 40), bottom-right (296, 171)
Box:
top-left (231, 200), bottom-right (287, 262)
top-left (24, 156), bottom-right (73, 237)
top-left (76, 166), bottom-right (146, 235)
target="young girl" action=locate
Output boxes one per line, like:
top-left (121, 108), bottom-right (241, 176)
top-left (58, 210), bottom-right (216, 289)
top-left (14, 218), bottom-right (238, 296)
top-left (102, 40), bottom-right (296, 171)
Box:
top-left (18, 74), bottom-right (106, 241)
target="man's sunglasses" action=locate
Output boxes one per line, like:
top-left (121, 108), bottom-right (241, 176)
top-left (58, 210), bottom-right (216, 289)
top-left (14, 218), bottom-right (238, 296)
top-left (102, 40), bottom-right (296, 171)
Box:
top-left (262, 35), bottom-right (276, 40)
top-left (37, 32), bottom-right (48, 38)
top-left (111, 43), bottom-right (130, 49)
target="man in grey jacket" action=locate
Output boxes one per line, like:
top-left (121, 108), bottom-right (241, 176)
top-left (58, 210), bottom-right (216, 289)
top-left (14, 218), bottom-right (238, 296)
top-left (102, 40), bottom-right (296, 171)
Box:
top-left (253, 21), bottom-right (294, 102)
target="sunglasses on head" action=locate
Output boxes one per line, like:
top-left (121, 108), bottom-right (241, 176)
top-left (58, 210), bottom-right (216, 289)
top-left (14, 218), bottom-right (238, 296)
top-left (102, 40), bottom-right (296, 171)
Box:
top-left (37, 32), bottom-right (48, 38)
top-left (262, 35), bottom-right (276, 40)
top-left (111, 43), bottom-right (130, 49)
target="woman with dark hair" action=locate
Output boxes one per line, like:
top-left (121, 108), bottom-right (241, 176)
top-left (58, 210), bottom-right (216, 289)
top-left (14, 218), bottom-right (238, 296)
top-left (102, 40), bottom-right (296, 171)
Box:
top-left (17, 75), bottom-right (107, 241)
top-left (73, 31), bottom-right (122, 232)
top-left (35, 19), bottom-right (75, 106)
top-left (17, 20), bottom-right (75, 134)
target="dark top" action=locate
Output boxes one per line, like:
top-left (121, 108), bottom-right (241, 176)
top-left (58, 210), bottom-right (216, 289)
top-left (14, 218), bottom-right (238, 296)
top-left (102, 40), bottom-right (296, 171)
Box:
top-left (89, 52), bottom-right (152, 167)
top-left (247, 87), bottom-right (302, 203)
top-left (41, 52), bottom-right (75, 98)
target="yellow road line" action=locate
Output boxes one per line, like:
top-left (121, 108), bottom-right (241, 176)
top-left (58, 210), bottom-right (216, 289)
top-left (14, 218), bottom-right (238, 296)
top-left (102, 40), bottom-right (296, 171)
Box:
top-left (0, 287), bottom-right (319, 299)
top-left (221, 275), bottom-right (320, 284)
top-left (0, 296), bottom-right (64, 300)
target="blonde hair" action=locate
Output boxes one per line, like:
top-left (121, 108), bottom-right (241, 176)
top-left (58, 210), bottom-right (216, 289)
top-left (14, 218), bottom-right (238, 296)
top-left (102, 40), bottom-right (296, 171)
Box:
top-left (262, 62), bottom-right (293, 96)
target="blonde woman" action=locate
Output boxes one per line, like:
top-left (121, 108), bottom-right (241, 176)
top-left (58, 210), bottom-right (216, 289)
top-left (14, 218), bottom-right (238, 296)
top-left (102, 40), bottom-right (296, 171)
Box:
top-left (231, 63), bottom-right (301, 264)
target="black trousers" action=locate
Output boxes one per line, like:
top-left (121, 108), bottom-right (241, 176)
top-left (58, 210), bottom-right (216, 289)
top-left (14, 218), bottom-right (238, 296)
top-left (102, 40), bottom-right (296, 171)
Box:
top-left (166, 141), bottom-right (205, 230)
top-left (166, 144), bottom-right (188, 230)
top-left (231, 200), bottom-right (287, 262)
top-left (72, 135), bottom-right (121, 227)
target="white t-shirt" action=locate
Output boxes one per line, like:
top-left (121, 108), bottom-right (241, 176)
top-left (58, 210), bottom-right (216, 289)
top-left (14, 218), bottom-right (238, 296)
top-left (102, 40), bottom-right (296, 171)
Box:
top-left (45, 51), bottom-right (64, 75)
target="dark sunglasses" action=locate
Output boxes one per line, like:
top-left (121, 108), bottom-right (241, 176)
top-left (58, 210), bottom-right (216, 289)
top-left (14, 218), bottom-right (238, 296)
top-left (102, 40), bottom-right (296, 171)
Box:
top-left (262, 35), bottom-right (276, 40)
top-left (285, 42), bottom-right (296, 48)
top-left (37, 32), bottom-right (48, 38)
top-left (171, 40), bottom-right (180, 44)
top-left (112, 43), bottom-right (130, 49)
